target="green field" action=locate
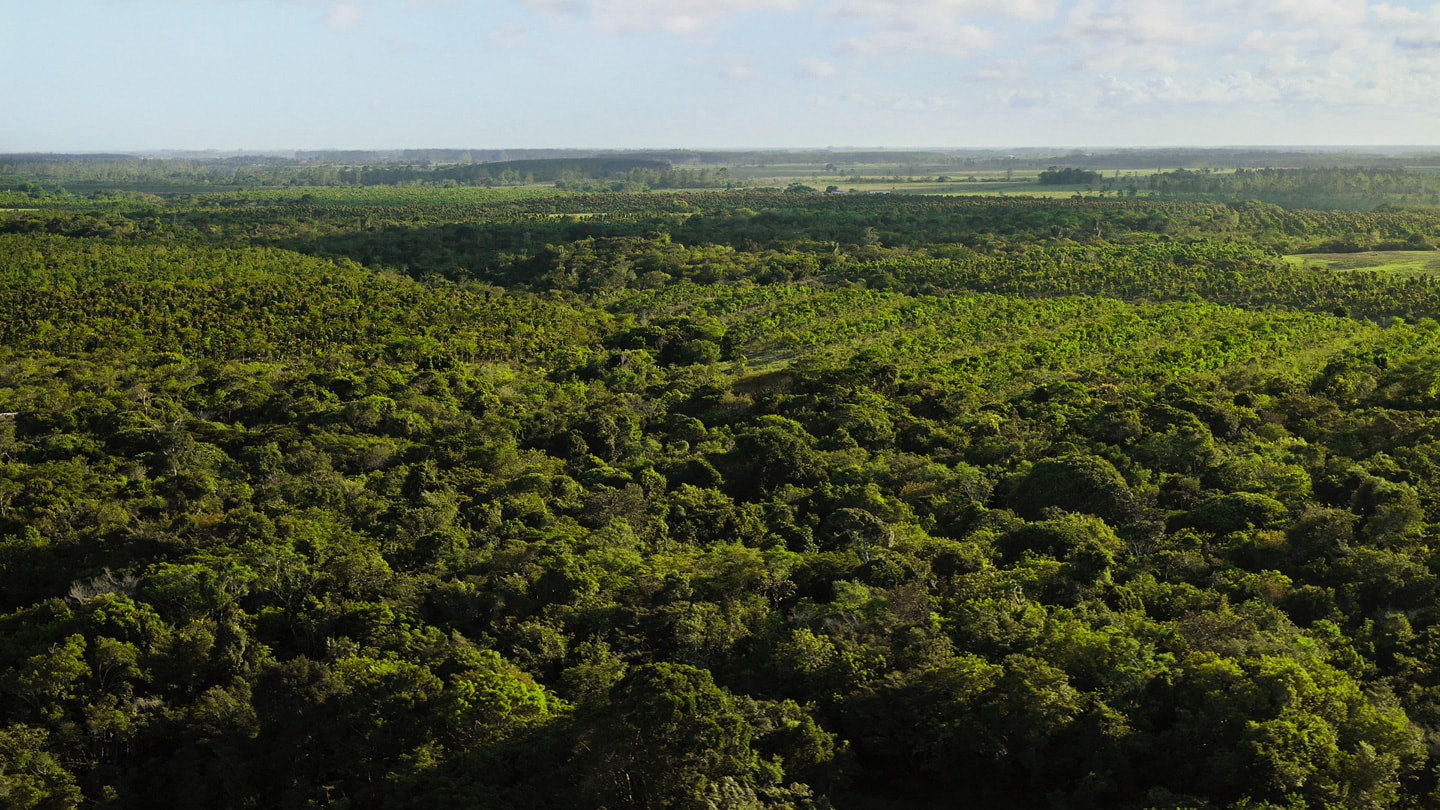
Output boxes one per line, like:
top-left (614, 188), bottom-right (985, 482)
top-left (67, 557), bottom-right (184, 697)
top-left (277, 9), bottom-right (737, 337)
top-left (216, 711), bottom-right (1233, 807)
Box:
top-left (1285, 250), bottom-right (1440, 275)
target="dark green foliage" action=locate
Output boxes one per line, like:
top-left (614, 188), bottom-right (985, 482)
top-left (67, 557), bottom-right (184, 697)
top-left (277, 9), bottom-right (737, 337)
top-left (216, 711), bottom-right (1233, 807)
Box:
top-left (7, 181), bottom-right (1440, 810)
top-left (1178, 492), bottom-right (1290, 535)
top-left (1038, 167), bottom-right (1102, 185)
top-left (730, 416), bottom-right (826, 497)
top-left (568, 663), bottom-right (758, 808)
top-left (1008, 453), bottom-right (1134, 523)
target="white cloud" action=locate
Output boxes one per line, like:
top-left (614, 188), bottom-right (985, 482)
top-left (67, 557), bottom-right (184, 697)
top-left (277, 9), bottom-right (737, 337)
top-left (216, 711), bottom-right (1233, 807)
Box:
top-left (325, 1), bottom-right (363, 29)
top-left (1265, 0), bottom-right (1365, 27)
top-left (1104, 71), bottom-right (1287, 104)
top-left (1097, 72), bottom-right (1290, 106)
top-left (1090, 48), bottom-right (1440, 110)
top-left (1396, 32), bottom-right (1440, 49)
top-left (487, 22), bottom-right (529, 47)
top-left (1048, 0), bottom-right (1213, 75)
top-left (968, 59), bottom-right (1027, 82)
top-left (1369, 2), bottom-right (1439, 26)
top-left (1234, 27), bottom-right (1357, 75)
top-left (524, 0), bottom-right (585, 14)
top-left (876, 91), bottom-right (965, 111)
top-left (832, 0), bottom-right (1064, 24)
top-left (824, 0), bottom-right (1059, 57)
top-left (584, 0), bottom-right (802, 35)
top-left (1238, 29), bottom-right (1328, 54)
top-left (499, 0), bottom-right (1440, 121)
top-left (839, 22), bottom-right (993, 56)
top-left (1068, 47), bottom-right (1185, 73)
top-left (825, 89), bottom-right (966, 112)
top-left (1200, 71), bottom-right (1284, 102)
top-left (1062, 0), bottom-right (1206, 46)
top-left (797, 57), bottom-right (838, 77)
top-left (992, 88), bottom-right (1057, 108)
top-left (1097, 75), bottom-right (1169, 105)
top-left (719, 56), bottom-right (763, 79)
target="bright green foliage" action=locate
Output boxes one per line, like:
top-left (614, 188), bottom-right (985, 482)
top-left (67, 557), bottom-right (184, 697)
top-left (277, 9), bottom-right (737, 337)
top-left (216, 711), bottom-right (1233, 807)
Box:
top-left (443, 651), bottom-right (556, 745)
top-left (0, 725), bottom-right (82, 809)
top-left (5, 183), bottom-right (1440, 809)
top-left (1180, 492), bottom-right (1291, 535)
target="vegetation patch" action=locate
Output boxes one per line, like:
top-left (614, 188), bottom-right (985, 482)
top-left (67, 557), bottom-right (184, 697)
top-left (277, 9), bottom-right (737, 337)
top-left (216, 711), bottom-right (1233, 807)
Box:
top-left (1285, 250), bottom-right (1440, 275)
top-left (7, 165), bottom-right (1440, 809)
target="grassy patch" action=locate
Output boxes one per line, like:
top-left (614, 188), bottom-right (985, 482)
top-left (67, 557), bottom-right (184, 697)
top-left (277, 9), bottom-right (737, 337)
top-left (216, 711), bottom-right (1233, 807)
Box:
top-left (1284, 251), bottom-right (1440, 275)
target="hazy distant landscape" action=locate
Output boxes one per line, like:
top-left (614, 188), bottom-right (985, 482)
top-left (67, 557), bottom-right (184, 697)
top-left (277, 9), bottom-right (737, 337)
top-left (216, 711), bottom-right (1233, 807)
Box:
top-left (11, 145), bottom-right (1440, 204)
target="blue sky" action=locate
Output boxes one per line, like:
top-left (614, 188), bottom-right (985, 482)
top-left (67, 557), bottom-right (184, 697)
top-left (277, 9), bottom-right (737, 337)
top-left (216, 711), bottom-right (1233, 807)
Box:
top-left (5, 0), bottom-right (1440, 150)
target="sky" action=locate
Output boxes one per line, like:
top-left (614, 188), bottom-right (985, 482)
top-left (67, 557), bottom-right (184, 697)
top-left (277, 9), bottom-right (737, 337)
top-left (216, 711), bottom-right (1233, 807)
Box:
top-left (5, 0), bottom-right (1440, 151)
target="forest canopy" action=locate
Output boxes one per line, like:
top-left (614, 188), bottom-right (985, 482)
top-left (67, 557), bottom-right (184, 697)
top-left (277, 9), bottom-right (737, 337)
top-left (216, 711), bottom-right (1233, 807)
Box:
top-left (5, 164), bottom-right (1440, 809)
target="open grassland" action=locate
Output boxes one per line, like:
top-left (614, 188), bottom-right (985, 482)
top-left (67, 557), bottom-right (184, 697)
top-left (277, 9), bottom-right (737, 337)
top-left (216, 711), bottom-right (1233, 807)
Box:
top-left (1285, 250), bottom-right (1440, 275)
top-left (905, 183), bottom-right (1135, 197)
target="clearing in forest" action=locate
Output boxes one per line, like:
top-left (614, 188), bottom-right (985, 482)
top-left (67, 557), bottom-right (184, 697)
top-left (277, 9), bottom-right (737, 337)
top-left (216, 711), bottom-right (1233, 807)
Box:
top-left (1284, 250), bottom-right (1440, 275)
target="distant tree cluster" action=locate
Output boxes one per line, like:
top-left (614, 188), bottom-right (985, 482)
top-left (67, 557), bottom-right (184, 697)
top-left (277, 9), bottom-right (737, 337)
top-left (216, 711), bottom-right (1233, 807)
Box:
top-left (1139, 166), bottom-right (1440, 209)
top-left (1038, 166), bottom-right (1102, 185)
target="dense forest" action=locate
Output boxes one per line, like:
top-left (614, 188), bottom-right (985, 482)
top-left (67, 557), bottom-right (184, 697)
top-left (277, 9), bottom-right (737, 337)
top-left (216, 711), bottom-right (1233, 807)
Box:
top-left (8, 169), bottom-right (1440, 808)
top-left (1134, 168), bottom-right (1440, 211)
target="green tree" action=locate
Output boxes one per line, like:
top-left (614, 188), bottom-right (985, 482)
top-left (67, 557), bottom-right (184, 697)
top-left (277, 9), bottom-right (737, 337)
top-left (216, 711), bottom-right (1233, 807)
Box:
top-left (1008, 453), bottom-right (1135, 524)
top-left (572, 663), bottom-right (759, 809)
top-left (0, 725), bottom-right (82, 810)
